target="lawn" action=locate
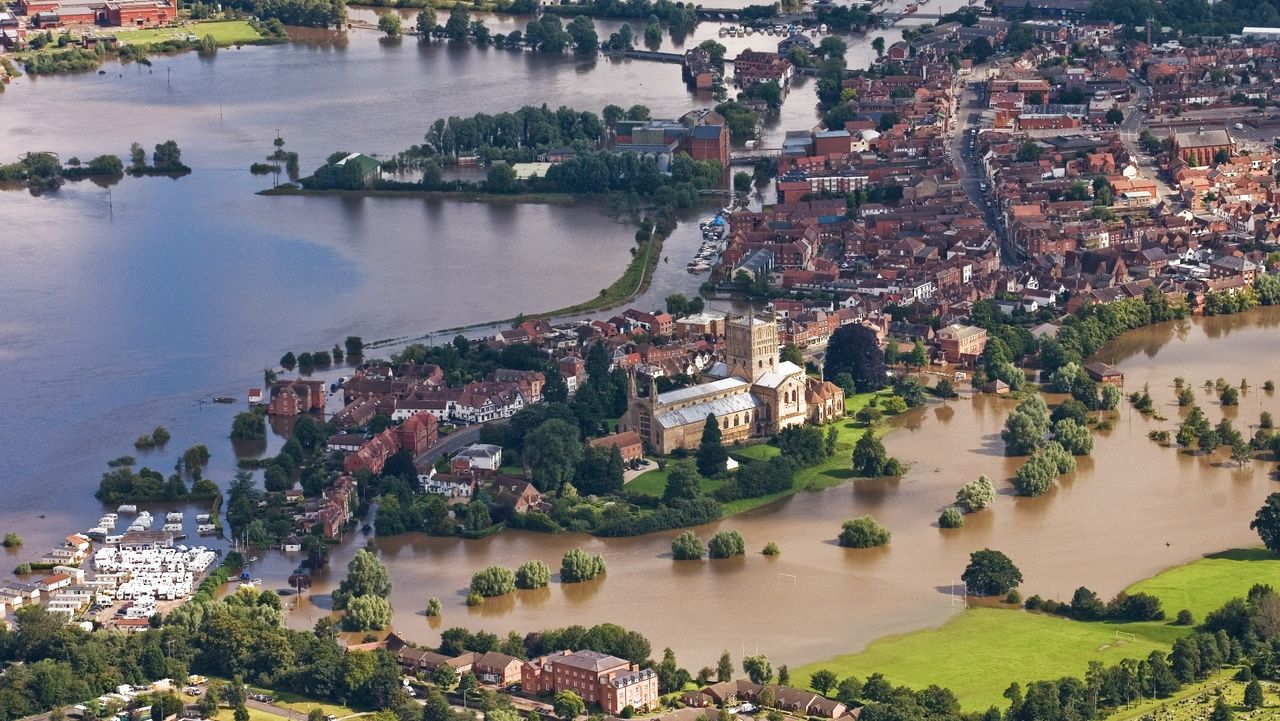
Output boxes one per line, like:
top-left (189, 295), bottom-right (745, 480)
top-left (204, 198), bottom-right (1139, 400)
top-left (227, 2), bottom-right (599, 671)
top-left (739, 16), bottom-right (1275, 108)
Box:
top-left (114, 20), bottom-right (263, 45)
top-left (627, 392), bottom-right (892, 516)
top-left (1126, 548), bottom-right (1280, 622)
top-left (793, 548), bottom-right (1280, 712)
top-left (245, 686), bottom-right (358, 718)
top-left (793, 607), bottom-right (1170, 712)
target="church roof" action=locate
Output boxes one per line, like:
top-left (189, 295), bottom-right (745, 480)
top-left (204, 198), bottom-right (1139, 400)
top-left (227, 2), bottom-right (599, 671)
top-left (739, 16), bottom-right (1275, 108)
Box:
top-left (656, 377), bottom-right (747, 405)
top-left (753, 361), bottom-right (806, 389)
top-left (655, 393), bottom-right (763, 429)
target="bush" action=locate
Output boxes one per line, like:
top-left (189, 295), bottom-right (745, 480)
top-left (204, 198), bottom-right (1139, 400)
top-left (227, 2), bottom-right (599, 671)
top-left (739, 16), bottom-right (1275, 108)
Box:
top-left (514, 560), bottom-right (551, 590)
top-left (838, 516), bottom-right (890, 548)
top-left (955, 475), bottom-right (995, 512)
top-left (2, 533), bottom-right (21, 548)
top-left (938, 507), bottom-right (963, 529)
top-left (470, 565), bottom-right (516, 597)
top-left (1005, 590), bottom-right (1022, 604)
top-left (1174, 608), bottom-right (1194, 626)
top-left (762, 541), bottom-right (780, 556)
top-left (671, 531), bottom-right (705, 560)
top-left (466, 591), bottom-right (484, 606)
top-left (561, 548), bottom-right (606, 582)
top-left (707, 530), bottom-right (746, 558)
top-left (1024, 594), bottom-right (1044, 610)
top-left (426, 597), bottom-right (442, 617)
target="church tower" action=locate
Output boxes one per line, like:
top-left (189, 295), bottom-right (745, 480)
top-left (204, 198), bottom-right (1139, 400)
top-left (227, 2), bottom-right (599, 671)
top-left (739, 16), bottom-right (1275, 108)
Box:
top-left (725, 313), bottom-right (779, 382)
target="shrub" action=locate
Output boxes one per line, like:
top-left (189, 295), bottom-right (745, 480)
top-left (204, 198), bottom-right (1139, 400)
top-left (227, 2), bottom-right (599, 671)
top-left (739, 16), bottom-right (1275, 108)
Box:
top-left (955, 475), bottom-right (995, 512)
top-left (426, 597), bottom-right (442, 616)
top-left (939, 507), bottom-right (963, 528)
top-left (707, 530), bottom-right (746, 558)
top-left (1174, 608), bottom-right (1194, 626)
top-left (2, 533), bottom-right (20, 548)
top-left (838, 516), bottom-right (890, 548)
top-left (470, 565), bottom-right (516, 597)
top-left (465, 591), bottom-right (484, 606)
top-left (762, 541), bottom-right (780, 556)
top-left (561, 548), bottom-right (606, 582)
top-left (1024, 594), bottom-right (1044, 610)
top-left (1005, 589), bottom-right (1022, 604)
top-left (514, 560), bottom-right (551, 590)
top-left (671, 531), bottom-right (705, 561)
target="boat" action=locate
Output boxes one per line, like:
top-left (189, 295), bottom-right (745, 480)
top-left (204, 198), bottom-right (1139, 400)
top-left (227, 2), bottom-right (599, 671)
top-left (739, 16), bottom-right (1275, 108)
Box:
top-left (718, 26), bottom-right (728, 36)
top-left (239, 579), bottom-right (262, 589)
top-left (196, 514), bottom-right (210, 523)
top-left (117, 504), bottom-right (137, 514)
top-left (165, 512), bottom-right (183, 523)
top-left (105, 534), bottom-right (123, 544)
top-left (162, 523), bottom-right (182, 533)
top-left (197, 524), bottom-right (217, 535)
top-left (87, 527), bottom-right (108, 540)
top-left (211, 396), bottom-right (235, 404)
top-left (819, 23), bottom-right (828, 32)
top-left (904, 3), bottom-right (918, 12)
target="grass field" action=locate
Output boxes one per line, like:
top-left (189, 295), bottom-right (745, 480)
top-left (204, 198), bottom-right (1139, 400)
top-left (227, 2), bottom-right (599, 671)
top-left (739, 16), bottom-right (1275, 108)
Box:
top-left (626, 393), bottom-right (890, 516)
top-left (1127, 548), bottom-right (1280, 622)
top-left (245, 686), bottom-right (358, 718)
top-left (114, 20), bottom-right (263, 45)
top-left (794, 608), bottom-right (1170, 712)
top-left (793, 548), bottom-right (1280, 712)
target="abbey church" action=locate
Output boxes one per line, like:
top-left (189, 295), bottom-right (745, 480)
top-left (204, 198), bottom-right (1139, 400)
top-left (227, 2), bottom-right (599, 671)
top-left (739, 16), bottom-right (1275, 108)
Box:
top-left (621, 314), bottom-right (846, 454)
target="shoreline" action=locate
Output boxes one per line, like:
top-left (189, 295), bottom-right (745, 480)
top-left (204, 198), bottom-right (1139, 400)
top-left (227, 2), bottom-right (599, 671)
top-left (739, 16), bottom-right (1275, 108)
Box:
top-left (257, 185), bottom-right (580, 205)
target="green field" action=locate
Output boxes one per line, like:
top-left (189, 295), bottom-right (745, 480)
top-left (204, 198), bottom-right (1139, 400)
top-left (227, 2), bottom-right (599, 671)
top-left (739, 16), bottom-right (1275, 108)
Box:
top-left (627, 393), bottom-right (889, 516)
top-left (245, 685), bottom-right (359, 718)
top-left (113, 20), bottom-right (263, 45)
top-left (793, 548), bottom-right (1280, 712)
top-left (1127, 548), bottom-right (1280, 622)
top-left (794, 608), bottom-right (1170, 712)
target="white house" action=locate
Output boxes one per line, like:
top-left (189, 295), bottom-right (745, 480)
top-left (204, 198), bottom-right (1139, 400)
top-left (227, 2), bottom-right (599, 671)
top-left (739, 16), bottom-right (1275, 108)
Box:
top-left (453, 444), bottom-right (503, 471)
top-left (417, 470), bottom-right (476, 498)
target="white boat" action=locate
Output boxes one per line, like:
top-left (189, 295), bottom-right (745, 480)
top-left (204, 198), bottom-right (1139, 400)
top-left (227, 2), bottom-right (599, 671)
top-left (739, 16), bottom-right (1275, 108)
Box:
top-left (197, 524), bottom-right (217, 535)
top-left (127, 524), bottom-right (147, 532)
top-left (162, 523), bottom-right (182, 533)
top-left (195, 514), bottom-right (210, 523)
top-left (165, 512), bottom-right (183, 523)
top-left (117, 504), bottom-right (137, 514)
top-left (239, 579), bottom-right (262, 588)
top-left (88, 527), bottom-right (108, 539)
top-left (98, 517), bottom-right (116, 529)
top-left (105, 534), bottom-right (123, 544)
top-left (819, 23), bottom-right (828, 32)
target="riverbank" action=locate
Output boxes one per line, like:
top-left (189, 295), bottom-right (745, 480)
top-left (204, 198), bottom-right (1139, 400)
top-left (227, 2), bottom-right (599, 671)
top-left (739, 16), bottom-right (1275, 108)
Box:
top-left (793, 547), bottom-right (1280, 711)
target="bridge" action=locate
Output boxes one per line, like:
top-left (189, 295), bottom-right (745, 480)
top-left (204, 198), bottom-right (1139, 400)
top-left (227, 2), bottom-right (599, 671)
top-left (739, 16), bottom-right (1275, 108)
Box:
top-left (729, 149), bottom-right (782, 166)
top-left (612, 49), bottom-right (686, 63)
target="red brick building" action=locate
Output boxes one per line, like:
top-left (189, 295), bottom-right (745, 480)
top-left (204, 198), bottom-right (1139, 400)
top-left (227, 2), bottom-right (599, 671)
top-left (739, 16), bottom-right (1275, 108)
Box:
top-left (394, 412), bottom-right (438, 457)
top-left (588, 430), bottom-right (644, 464)
top-left (268, 379), bottom-right (326, 417)
top-left (521, 650), bottom-right (659, 715)
top-left (732, 50), bottom-right (793, 88)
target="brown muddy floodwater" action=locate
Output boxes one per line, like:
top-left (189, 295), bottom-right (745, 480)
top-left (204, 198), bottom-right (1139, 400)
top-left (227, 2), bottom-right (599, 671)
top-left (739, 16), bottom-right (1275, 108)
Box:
top-left (247, 308), bottom-right (1280, 670)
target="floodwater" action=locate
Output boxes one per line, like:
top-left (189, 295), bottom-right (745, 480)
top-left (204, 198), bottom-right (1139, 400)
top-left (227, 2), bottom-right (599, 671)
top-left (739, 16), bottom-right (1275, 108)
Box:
top-left (255, 309), bottom-right (1280, 671)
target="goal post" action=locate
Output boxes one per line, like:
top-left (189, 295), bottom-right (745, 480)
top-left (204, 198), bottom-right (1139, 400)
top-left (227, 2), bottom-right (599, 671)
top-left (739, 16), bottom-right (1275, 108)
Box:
top-left (1115, 631), bottom-right (1137, 643)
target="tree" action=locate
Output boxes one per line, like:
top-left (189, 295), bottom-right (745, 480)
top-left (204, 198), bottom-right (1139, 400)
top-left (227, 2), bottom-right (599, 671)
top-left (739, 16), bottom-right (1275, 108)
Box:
top-left (415, 7), bottom-right (436, 34)
top-left (1002, 395), bottom-right (1050, 455)
top-left (470, 565), bottom-right (516, 597)
top-left (697, 414), bottom-right (728, 476)
top-left (852, 433), bottom-right (901, 477)
top-left (809, 669), bottom-right (838, 695)
top-left (707, 530), bottom-right (745, 558)
top-left (1053, 419), bottom-right (1093, 455)
top-left (444, 2), bottom-right (470, 40)
top-left (333, 549), bottom-right (390, 608)
top-left (553, 691), bottom-right (585, 720)
top-left (431, 664), bottom-right (457, 690)
top-left (1016, 141), bottom-right (1043, 163)
top-left (1209, 697), bottom-right (1233, 721)
top-left (426, 597), bottom-right (442, 617)
top-left (716, 652), bottom-right (734, 682)
top-left (342, 594), bottom-right (392, 631)
top-left (525, 419), bottom-right (582, 492)
top-left (515, 560), bottom-right (551, 590)
top-left (378, 12), bottom-right (401, 36)
top-left (742, 655), bottom-right (773, 684)
top-left (1231, 439), bottom-right (1253, 467)
top-left (486, 161), bottom-right (518, 193)
top-left (731, 169), bottom-right (753, 194)
top-left (871, 35), bottom-right (885, 57)
top-left (231, 411), bottom-right (267, 441)
top-left (955, 475), bottom-right (995, 512)
top-left (1244, 679), bottom-right (1263, 709)
top-left (838, 516), bottom-right (890, 548)
top-left (671, 531), bottom-right (705, 560)
top-left (566, 15), bottom-right (598, 55)
top-left (826, 324), bottom-right (887, 392)
top-left (962, 549), bottom-right (1022, 596)
top-left (561, 548), bottom-right (606, 582)
top-left (1251, 492), bottom-right (1280, 552)
top-left (1105, 108), bottom-right (1124, 124)
top-left (345, 336), bottom-right (364, 357)
top-left (663, 461), bottom-right (703, 503)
